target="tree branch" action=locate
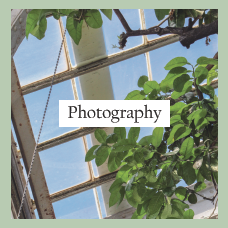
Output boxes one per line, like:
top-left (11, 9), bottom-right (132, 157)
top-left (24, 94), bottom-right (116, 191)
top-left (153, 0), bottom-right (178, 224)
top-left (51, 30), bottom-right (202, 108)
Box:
top-left (116, 14), bottom-right (217, 49)
top-left (179, 20), bottom-right (218, 48)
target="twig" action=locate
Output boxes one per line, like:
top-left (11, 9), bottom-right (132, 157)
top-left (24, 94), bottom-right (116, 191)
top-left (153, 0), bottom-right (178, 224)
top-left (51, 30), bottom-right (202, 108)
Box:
top-left (209, 197), bottom-right (218, 219)
top-left (157, 15), bottom-right (170, 27)
top-left (186, 187), bottom-right (217, 202)
top-left (113, 9), bottom-right (132, 32)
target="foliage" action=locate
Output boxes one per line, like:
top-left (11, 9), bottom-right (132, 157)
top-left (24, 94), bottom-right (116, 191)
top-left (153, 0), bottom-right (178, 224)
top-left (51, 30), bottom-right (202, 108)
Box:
top-left (154, 9), bottom-right (217, 28)
top-left (25, 9), bottom-right (112, 44)
top-left (85, 56), bottom-right (218, 219)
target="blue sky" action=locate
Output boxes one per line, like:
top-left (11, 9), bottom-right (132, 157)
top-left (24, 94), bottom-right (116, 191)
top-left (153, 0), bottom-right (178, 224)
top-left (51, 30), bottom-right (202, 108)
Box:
top-left (12, 9), bottom-right (218, 219)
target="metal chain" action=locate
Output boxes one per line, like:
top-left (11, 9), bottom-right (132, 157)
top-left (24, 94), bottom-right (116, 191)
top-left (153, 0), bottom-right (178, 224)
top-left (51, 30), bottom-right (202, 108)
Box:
top-left (17, 28), bottom-right (67, 219)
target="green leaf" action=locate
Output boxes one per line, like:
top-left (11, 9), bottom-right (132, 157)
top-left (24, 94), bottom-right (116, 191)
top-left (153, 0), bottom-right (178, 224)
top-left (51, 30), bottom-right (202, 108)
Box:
top-left (108, 151), bottom-right (119, 172)
top-left (138, 135), bottom-right (153, 146)
top-left (26, 9), bottom-right (46, 39)
top-left (170, 115), bottom-right (182, 125)
top-left (152, 127), bottom-right (164, 148)
top-left (199, 159), bottom-right (211, 181)
top-left (109, 179), bottom-right (123, 193)
top-left (52, 12), bottom-right (60, 20)
top-left (117, 186), bottom-right (125, 206)
top-left (125, 189), bottom-right (138, 208)
top-left (30, 16), bottom-right (47, 40)
top-left (132, 185), bottom-right (143, 203)
top-left (170, 102), bottom-right (186, 116)
top-left (125, 90), bottom-right (145, 100)
top-left (182, 162), bottom-right (196, 185)
top-left (85, 9), bottom-right (103, 28)
top-left (197, 56), bottom-right (218, 66)
top-left (100, 9), bottom-right (112, 20)
top-left (213, 95), bottom-right (218, 109)
top-left (176, 10), bottom-right (185, 28)
top-left (171, 81), bottom-right (193, 99)
top-left (146, 170), bottom-right (157, 183)
top-left (109, 188), bottom-right (122, 207)
top-left (196, 169), bottom-right (205, 182)
top-left (114, 127), bottom-right (126, 141)
top-left (128, 127), bottom-right (140, 142)
top-left (207, 65), bottom-right (218, 85)
top-left (134, 150), bottom-right (144, 163)
top-left (180, 137), bottom-right (194, 159)
top-left (161, 203), bottom-right (172, 219)
top-left (94, 129), bottom-right (107, 144)
top-left (163, 186), bottom-right (176, 197)
top-left (148, 192), bottom-right (164, 216)
top-left (143, 81), bottom-right (160, 94)
top-left (184, 209), bottom-right (194, 219)
top-left (171, 198), bottom-right (189, 210)
top-left (175, 126), bottom-right (191, 142)
top-left (131, 210), bottom-right (146, 219)
top-left (162, 67), bottom-right (188, 89)
top-left (173, 74), bottom-right (190, 92)
top-left (94, 145), bottom-right (110, 166)
top-left (160, 80), bottom-right (171, 93)
top-left (66, 12), bottom-right (83, 45)
top-left (188, 194), bottom-right (197, 204)
top-left (198, 85), bottom-right (215, 98)
top-left (171, 199), bottom-right (189, 218)
top-left (85, 145), bottom-right (99, 162)
top-left (187, 108), bottom-right (207, 122)
top-left (194, 66), bottom-right (208, 79)
top-left (194, 182), bottom-right (207, 192)
top-left (164, 57), bottom-right (188, 70)
top-left (116, 165), bottom-right (132, 182)
top-left (59, 9), bottom-right (75, 16)
top-left (112, 139), bottom-right (136, 152)
top-left (106, 133), bottom-right (119, 144)
top-left (137, 75), bottom-right (148, 88)
top-left (167, 124), bottom-right (185, 145)
top-left (154, 9), bottom-right (170, 20)
top-left (175, 187), bottom-right (187, 201)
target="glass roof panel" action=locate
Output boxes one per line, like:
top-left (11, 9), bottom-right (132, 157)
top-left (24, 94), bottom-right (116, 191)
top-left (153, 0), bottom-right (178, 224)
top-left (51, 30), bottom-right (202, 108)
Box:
top-left (53, 189), bottom-right (99, 219)
top-left (109, 54), bottom-right (148, 100)
top-left (24, 80), bottom-right (77, 142)
top-left (39, 139), bottom-right (90, 194)
top-left (102, 9), bottom-right (142, 55)
top-left (14, 17), bottom-right (67, 86)
top-left (96, 186), bottom-right (107, 218)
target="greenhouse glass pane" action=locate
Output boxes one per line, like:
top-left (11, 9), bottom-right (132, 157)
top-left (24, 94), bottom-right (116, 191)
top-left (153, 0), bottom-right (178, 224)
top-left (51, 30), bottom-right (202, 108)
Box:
top-left (96, 186), bottom-right (106, 218)
top-left (24, 80), bottom-right (77, 142)
top-left (39, 139), bottom-right (90, 194)
top-left (14, 17), bottom-right (67, 86)
top-left (109, 54), bottom-right (148, 100)
top-left (53, 189), bottom-right (99, 219)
